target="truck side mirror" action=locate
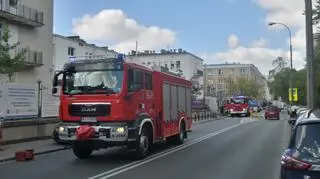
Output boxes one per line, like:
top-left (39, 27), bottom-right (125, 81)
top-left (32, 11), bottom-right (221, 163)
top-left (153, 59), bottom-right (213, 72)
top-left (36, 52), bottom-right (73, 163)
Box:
top-left (52, 87), bottom-right (59, 97)
top-left (53, 70), bottom-right (62, 87)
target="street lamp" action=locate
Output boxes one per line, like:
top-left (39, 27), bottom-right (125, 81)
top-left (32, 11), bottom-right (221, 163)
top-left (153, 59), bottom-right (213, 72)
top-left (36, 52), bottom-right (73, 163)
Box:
top-left (268, 22), bottom-right (294, 106)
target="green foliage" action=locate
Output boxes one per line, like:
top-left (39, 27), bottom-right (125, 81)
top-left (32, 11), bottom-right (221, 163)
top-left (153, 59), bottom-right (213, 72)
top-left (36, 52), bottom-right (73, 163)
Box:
top-left (191, 75), bottom-right (202, 99)
top-left (0, 25), bottom-right (26, 82)
top-left (268, 56), bottom-right (307, 105)
top-left (228, 77), bottom-right (262, 98)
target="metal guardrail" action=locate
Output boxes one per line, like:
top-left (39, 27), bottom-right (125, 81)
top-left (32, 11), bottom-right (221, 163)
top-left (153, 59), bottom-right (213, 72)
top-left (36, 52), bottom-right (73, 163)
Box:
top-left (191, 111), bottom-right (217, 122)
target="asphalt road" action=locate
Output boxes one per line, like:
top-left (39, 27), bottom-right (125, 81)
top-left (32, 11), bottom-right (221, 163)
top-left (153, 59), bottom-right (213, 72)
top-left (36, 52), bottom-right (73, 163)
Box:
top-left (0, 113), bottom-right (291, 179)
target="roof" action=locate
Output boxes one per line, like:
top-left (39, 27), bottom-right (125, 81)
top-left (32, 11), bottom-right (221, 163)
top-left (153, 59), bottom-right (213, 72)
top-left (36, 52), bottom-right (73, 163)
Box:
top-left (127, 50), bottom-right (204, 62)
top-left (206, 63), bottom-right (265, 80)
top-left (295, 109), bottom-right (320, 125)
top-left (53, 34), bottom-right (117, 53)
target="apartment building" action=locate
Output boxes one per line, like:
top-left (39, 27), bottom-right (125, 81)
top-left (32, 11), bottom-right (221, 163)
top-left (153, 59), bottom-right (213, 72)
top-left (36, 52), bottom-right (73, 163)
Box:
top-left (53, 34), bottom-right (118, 70)
top-left (0, 0), bottom-right (53, 88)
top-left (204, 63), bottom-right (267, 98)
top-left (126, 49), bottom-right (204, 80)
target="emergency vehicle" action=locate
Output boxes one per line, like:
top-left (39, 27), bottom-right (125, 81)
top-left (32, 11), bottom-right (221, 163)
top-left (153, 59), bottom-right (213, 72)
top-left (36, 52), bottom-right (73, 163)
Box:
top-left (52, 55), bottom-right (192, 159)
top-left (225, 96), bottom-right (251, 117)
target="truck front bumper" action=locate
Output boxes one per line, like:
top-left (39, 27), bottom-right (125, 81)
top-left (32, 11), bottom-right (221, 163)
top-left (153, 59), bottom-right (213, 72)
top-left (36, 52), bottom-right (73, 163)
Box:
top-left (230, 111), bottom-right (248, 114)
top-left (57, 122), bottom-right (138, 144)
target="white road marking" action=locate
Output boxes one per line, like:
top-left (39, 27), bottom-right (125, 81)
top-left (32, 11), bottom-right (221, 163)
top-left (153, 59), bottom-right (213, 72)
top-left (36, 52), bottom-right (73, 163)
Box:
top-left (88, 119), bottom-right (256, 179)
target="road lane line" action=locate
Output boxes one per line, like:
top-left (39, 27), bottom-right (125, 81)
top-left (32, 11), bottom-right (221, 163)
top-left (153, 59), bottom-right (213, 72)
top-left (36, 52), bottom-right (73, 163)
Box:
top-left (89, 120), bottom-right (256, 179)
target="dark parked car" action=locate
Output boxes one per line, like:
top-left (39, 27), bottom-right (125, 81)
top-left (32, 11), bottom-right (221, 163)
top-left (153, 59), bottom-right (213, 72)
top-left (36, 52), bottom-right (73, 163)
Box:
top-left (265, 106), bottom-right (280, 120)
top-left (280, 109), bottom-right (320, 179)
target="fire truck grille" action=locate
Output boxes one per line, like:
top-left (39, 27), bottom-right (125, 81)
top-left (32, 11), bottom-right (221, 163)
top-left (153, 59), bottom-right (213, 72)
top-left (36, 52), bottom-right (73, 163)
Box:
top-left (69, 104), bottom-right (111, 116)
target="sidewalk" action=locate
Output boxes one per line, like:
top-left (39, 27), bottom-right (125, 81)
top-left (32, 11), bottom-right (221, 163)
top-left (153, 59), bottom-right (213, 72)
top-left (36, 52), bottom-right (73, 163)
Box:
top-left (0, 139), bottom-right (70, 162)
top-left (0, 115), bottom-right (224, 163)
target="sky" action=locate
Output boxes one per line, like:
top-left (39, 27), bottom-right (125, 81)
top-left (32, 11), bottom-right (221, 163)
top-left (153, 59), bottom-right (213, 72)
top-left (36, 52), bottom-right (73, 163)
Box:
top-left (54, 0), bottom-right (310, 75)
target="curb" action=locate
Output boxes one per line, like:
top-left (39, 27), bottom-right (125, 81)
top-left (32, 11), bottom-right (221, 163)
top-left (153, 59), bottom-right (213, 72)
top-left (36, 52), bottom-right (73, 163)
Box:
top-left (0, 146), bottom-right (71, 163)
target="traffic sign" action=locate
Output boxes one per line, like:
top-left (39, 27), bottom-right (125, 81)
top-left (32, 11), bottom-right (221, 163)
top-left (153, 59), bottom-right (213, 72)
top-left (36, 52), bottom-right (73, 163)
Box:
top-left (288, 88), bottom-right (298, 102)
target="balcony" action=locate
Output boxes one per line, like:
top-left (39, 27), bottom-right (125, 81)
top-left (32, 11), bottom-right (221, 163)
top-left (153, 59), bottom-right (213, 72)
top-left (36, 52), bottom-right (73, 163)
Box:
top-left (0, 0), bottom-right (44, 27)
top-left (16, 47), bottom-right (43, 67)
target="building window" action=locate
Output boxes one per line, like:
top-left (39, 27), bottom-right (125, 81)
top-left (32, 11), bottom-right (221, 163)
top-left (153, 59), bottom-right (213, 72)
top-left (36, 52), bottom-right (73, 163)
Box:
top-left (240, 68), bottom-right (246, 74)
top-left (218, 69), bottom-right (223, 75)
top-left (68, 47), bottom-right (75, 56)
top-left (176, 61), bottom-right (180, 69)
top-left (164, 64), bottom-right (168, 68)
top-left (10, 0), bottom-right (18, 7)
top-left (170, 63), bottom-right (174, 70)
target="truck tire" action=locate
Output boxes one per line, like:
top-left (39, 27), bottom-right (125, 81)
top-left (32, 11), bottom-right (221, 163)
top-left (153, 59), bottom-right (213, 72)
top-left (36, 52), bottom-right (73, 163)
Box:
top-left (135, 126), bottom-right (151, 159)
top-left (72, 142), bottom-right (93, 159)
top-left (174, 121), bottom-right (185, 145)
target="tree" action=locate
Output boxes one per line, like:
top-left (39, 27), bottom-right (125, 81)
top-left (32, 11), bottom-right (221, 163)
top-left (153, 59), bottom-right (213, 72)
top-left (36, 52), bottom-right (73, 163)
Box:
top-left (190, 75), bottom-right (202, 100)
top-left (0, 25), bottom-right (26, 82)
top-left (229, 76), bottom-right (262, 98)
top-left (267, 55), bottom-right (307, 104)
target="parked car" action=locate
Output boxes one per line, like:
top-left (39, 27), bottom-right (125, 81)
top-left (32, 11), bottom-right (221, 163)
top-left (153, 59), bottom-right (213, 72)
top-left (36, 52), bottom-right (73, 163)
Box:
top-left (265, 106), bottom-right (280, 120)
top-left (280, 109), bottom-right (320, 179)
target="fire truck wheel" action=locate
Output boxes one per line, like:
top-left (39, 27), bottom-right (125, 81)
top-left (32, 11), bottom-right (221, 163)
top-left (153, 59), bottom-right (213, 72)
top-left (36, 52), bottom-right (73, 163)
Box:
top-left (174, 121), bottom-right (185, 145)
top-left (72, 142), bottom-right (93, 159)
top-left (135, 126), bottom-right (151, 159)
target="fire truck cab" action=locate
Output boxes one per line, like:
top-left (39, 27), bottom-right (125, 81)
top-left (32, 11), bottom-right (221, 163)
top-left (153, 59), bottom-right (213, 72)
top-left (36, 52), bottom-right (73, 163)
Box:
top-left (225, 96), bottom-right (251, 117)
top-left (52, 55), bottom-right (192, 159)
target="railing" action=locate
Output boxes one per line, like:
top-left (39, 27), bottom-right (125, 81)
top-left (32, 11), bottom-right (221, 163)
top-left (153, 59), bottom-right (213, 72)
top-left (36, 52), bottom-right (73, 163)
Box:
top-left (15, 47), bottom-right (43, 66)
top-left (17, 4), bottom-right (43, 24)
top-left (0, 0), bottom-right (44, 25)
top-left (191, 111), bottom-right (217, 122)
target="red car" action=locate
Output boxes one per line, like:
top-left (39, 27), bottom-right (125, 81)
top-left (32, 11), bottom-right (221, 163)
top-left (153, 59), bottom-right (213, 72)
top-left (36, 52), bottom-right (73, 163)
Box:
top-left (265, 106), bottom-right (280, 120)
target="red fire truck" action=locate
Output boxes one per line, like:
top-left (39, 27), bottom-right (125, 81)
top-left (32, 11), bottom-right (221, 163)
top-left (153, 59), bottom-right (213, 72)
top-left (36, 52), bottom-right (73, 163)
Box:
top-left (225, 96), bottom-right (251, 117)
top-left (52, 55), bottom-right (192, 159)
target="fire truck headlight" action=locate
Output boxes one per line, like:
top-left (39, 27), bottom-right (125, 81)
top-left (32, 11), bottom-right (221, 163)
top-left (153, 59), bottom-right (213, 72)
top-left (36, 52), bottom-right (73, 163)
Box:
top-left (59, 126), bottom-right (66, 132)
top-left (116, 127), bottom-right (125, 133)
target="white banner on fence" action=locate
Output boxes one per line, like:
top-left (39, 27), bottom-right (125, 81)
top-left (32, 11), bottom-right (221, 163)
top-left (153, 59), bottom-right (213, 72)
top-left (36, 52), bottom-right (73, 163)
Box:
top-left (0, 83), bottom-right (38, 119)
top-left (41, 88), bottom-right (59, 118)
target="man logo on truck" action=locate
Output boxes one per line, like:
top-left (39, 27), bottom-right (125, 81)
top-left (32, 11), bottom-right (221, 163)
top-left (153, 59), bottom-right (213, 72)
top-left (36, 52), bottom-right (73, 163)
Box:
top-left (81, 107), bottom-right (96, 112)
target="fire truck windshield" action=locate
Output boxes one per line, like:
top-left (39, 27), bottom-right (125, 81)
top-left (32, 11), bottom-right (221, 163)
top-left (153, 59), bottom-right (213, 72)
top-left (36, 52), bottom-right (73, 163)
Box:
top-left (230, 98), bottom-right (247, 104)
top-left (63, 70), bottom-right (123, 95)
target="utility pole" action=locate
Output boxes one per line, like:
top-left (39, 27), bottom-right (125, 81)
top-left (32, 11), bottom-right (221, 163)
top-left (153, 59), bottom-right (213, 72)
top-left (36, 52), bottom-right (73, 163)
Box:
top-left (305, 0), bottom-right (316, 108)
top-left (203, 63), bottom-right (207, 101)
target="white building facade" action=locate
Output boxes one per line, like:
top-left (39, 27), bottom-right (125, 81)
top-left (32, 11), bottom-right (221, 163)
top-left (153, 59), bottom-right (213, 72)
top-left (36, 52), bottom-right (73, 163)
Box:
top-left (126, 49), bottom-right (204, 80)
top-left (53, 34), bottom-right (118, 70)
top-left (0, 0), bottom-right (54, 88)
